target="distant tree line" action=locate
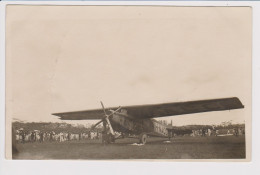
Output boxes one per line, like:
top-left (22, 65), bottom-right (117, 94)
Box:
top-left (170, 124), bottom-right (245, 131)
top-left (158, 120), bottom-right (245, 130)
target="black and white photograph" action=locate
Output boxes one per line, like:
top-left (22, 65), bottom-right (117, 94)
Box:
top-left (5, 5), bottom-right (251, 160)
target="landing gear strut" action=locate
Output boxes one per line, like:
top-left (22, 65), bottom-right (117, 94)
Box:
top-left (102, 132), bottom-right (115, 144)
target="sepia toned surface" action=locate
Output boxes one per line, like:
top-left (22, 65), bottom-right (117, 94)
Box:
top-left (5, 5), bottom-right (251, 160)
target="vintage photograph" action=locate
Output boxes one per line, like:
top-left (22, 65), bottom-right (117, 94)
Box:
top-left (5, 5), bottom-right (251, 160)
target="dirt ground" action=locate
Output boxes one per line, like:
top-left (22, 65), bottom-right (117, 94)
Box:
top-left (12, 135), bottom-right (246, 160)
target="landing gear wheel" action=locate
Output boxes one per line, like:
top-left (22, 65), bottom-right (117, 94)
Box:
top-left (139, 133), bottom-right (147, 144)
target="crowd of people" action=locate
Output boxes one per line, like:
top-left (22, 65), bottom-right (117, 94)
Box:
top-left (15, 126), bottom-right (245, 144)
top-left (15, 129), bottom-right (100, 143)
top-left (191, 127), bottom-right (245, 137)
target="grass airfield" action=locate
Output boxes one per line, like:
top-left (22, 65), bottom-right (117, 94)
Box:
top-left (13, 136), bottom-right (245, 160)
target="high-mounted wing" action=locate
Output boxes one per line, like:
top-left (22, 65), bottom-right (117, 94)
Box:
top-left (52, 97), bottom-right (244, 120)
top-left (52, 108), bottom-right (108, 120)
top-left (124, 97), bottom-right (244, 119)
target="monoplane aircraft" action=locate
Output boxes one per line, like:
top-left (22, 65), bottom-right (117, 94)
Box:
top-left (52, 97), bottom-right (244, 144)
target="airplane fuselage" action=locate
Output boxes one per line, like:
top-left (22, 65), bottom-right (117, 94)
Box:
top-left (109, 111), bottom-right (169, 137)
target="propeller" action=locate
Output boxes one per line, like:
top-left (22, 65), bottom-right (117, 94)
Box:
top-left (100, 101), bottom-right (115, 135)
top-left (100, 101), bottom-right (122, 117)
top-left (100, 101), bottom-right (108, 116)
top-left (90, 120), bottom-right (104, 130)
top-left (90, 102), bottom-right (121, 136)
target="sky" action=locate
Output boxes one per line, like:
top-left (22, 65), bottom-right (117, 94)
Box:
top-left (5, 6), bottom-right (251, 126)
